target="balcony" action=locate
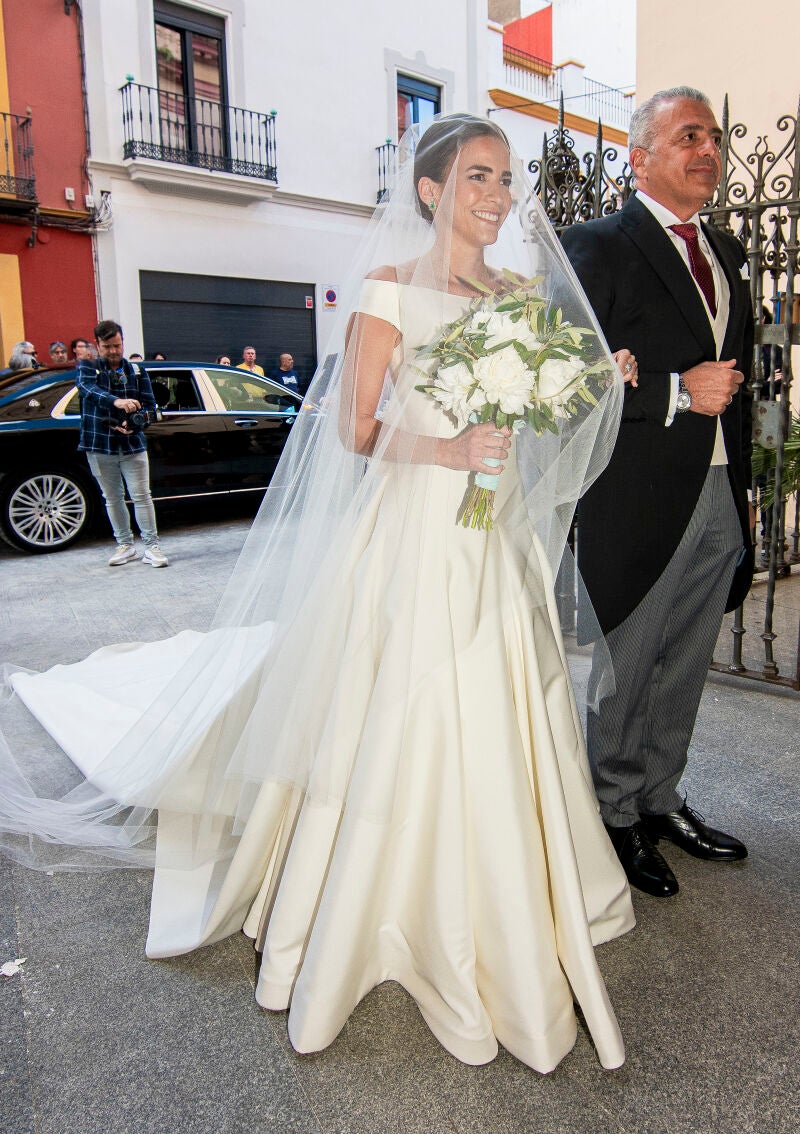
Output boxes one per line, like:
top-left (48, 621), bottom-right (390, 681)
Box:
top-left (119, 82), bottom-right (277, 204)
top-left (502, 46), bottom-right (559, 104)
top-left (492, 46), bottom-right (633, 133)
top-left (375, 140), bottom-right (398, 204)
top-left (0, 111), bottom-right (36, 208)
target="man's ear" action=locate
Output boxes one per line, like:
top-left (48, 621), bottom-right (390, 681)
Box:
top-left (629, 147), bottom-right (647, 183)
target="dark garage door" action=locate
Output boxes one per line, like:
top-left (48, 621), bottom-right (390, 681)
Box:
top-left (140, 270), bottom-right (317, 387)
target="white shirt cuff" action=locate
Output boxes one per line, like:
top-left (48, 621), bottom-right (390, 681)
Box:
top-left (665, 372), bottom-right (680, 426)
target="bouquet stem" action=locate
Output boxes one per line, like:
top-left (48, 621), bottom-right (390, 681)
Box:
top-left (461, 484), bottom-right (496, 530)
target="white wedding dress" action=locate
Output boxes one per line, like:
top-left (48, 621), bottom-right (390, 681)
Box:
top-left (11, 280), bottom-right (634, 1074)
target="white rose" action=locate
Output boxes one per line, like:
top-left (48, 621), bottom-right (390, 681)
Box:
top-left (473, 344), bottom-right (533, 416)
top-left (480, 309), bottom-right (515, 350)
top-left (484, 310), bottom-right (543, 355)
top-left (538, 356), bottom-right (584, 398)
top-left (431, 360), bottom-right (474, 427)
top-left (467, 307), bottom-right (492, 334)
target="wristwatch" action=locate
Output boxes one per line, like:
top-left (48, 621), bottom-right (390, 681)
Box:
top-left (676, 375), bottom-right (692, 413)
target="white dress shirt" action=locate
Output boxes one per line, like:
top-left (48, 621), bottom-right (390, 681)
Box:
top-left (636, 190), bottom-right (730, 465)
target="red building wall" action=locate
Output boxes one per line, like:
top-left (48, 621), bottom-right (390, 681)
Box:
top-left (0, 0), bottom-right (97, 358)
top-left (0, 224), bottom-right (97, 353)
top-left (3, 0), bottom-right (88, 210)
top-left (504, 7), bottom-right (553, 63)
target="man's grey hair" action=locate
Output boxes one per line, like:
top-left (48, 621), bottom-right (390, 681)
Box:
top-left (8, 342), bottom-right (36, 370)
top-left (49, 340), bottom-right (66, 351)
top-left (629, 86), bottom-right (711, 153)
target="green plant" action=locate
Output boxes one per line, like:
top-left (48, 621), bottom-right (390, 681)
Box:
top-left (752, 412), bottom-right (800, 506)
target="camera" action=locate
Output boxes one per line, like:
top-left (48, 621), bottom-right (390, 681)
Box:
top-left (125, 406), bottom-right (163, 431)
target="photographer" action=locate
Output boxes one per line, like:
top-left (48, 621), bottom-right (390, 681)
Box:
top-left (77, 320), bottom-right (168, 567)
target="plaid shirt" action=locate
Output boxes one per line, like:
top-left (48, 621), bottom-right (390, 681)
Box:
top-left (77, 357), bottom-right (156, 455)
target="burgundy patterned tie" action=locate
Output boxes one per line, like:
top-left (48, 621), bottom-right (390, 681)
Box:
top-left (668, 223), bottom-right (717, 317)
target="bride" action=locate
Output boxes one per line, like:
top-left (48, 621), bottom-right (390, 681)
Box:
top-left (0, 114), bottom-right (636, 1073)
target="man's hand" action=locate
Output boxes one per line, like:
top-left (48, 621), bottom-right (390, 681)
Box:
top-left (113, 397), bottom-right (141, 413)
top-left (682, 359), bottom-right (743, 416)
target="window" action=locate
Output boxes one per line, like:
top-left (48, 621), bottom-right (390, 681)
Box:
top-left (151, 369), bottom-right (203, 411)
top-left (204, 370), bottom-right (295, 413)
top-left (396, 75), bottom-right (441, 140)
top-left (154, 1), bottom-right (227, 162)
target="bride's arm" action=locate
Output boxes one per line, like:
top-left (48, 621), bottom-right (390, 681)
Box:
top-left (339, 308), bottom-right (510, 474)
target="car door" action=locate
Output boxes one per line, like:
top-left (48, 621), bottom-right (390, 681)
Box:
top-left (199, 367), bottom-right (300, 490)
top-left (141, 367), bottom-right (233, 497)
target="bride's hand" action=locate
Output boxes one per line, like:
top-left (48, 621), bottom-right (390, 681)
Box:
top-left (613, 349), bottom-right (638, 387)
top-left (435, 422), bottom-right (512, 473)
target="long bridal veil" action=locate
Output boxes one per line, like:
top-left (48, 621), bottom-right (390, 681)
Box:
top-left (0, 114), bottom-right (623, 873)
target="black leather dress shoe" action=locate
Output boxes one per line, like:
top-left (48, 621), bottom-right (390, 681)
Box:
top-left (641, 802), bottom-right (748, 861)
top-left (604, 822), bottom-right (679, 898)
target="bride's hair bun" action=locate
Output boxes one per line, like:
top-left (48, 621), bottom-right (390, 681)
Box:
top-left (413, 113), bottom-right (510, 222)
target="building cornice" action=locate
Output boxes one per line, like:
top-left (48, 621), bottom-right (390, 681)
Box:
top-left (488, 89), bottom-right (629, 145)
top-left (88, 159), bottom-right (375, 216)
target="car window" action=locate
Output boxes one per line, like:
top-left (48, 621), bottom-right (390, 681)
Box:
top-left (202, 369), bottom-right (297, 413)
top-left (63, 389), bottom-right (81, 415)
top-left (147, 370), bottom-right (203, 411)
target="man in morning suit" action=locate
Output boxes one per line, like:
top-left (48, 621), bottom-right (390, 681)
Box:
top-left (561, 86), bottom-right (754, 897)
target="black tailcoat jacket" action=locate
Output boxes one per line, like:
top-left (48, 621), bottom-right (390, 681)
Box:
top-left (561, 193), bottom-right (754, 635)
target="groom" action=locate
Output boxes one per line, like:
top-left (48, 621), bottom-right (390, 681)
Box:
top-left (562, 86), bottom-right (754, 897)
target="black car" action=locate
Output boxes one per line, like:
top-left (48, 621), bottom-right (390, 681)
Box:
top-left (0, 361), bottom-right (303, 553)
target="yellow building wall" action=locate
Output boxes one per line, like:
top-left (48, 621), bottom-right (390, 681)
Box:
top-left (637, 0), bottom-right (799, 412)
top-left (0, 252), bottom-right (24, 362)
top-left (0, 2), bottom-right (10, 114)
top-left (636, 0), bottom-right (798, 137)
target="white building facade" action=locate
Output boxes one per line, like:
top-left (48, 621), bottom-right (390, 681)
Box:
top-left (82, 0), bottom-right (487, 375)
top-left (80, 0), bottom-right (632, 376)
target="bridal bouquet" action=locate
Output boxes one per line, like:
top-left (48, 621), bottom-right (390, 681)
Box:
top-left (414, 272), bottom-right (614, 530)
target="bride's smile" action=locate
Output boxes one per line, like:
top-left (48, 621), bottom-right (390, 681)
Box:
top-left (450, 135), bottom-right (513, 249)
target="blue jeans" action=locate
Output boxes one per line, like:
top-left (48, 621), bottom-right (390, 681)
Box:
top-left (86, 450), bottom-right (158, 547)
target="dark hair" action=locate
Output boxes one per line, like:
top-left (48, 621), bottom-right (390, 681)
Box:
top-left (152, 351), bottom-right (167, 361)
top-left (69, 337), bottom-right (87, 353)
top-left (413, 114), bottom-right (509, 222)
top-left (94, 319), bottom-right (123, 342)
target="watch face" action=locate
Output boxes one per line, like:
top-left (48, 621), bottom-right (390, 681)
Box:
top-left (676, 391), bottom-right (692, 412)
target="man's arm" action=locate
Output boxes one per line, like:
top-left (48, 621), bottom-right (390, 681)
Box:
top-left (561, 223), bottom-right (673, 424)
top-left (76, 360), bottom-right (118, 409)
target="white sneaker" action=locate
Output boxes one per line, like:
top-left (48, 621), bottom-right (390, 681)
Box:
top-left (108, 544), bottom-right (137, 566)
top-left (142, 544), bottom-right (169, 568)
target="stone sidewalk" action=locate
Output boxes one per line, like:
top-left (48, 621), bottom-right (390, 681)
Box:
top-left (1, 508), bottom-right (798, 1134)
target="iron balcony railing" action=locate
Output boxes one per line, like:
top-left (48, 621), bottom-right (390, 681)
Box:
top-left (0, 111), bottom-right (36, 201)
top-left (502, 46), bottom-right (559, 104)
top-left (376, 140), bottom-right (398, 204)
top-left (120, 81), bottom-right (277, 182)
top-left (582, 76), bottom-right (633, 129)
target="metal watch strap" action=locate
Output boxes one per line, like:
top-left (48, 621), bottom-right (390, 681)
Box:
top-left (676, 374), bottom-right (692, 413)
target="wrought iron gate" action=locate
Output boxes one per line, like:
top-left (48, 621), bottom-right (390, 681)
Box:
top-left (531, 96), bottom-right (800, 690)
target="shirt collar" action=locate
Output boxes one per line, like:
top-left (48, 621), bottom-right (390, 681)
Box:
top-left (635, 189), bottom-right (702, 233)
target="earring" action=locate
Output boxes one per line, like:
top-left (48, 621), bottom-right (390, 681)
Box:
top-left (428, 199), bottom-right (436, 213)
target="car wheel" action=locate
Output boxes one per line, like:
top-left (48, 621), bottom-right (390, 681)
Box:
top-left (0, 469), bottom-right (94, 553)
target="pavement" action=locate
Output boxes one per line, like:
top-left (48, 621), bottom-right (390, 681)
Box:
top-left (1, 505), bottom-right (798, 1134)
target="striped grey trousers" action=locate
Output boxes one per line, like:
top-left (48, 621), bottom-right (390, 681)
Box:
top-left (587, 465), bottom-right (743, 827)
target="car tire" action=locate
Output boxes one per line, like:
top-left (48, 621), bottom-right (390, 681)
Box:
top-left (0, 468), bottom-right (94, 553)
